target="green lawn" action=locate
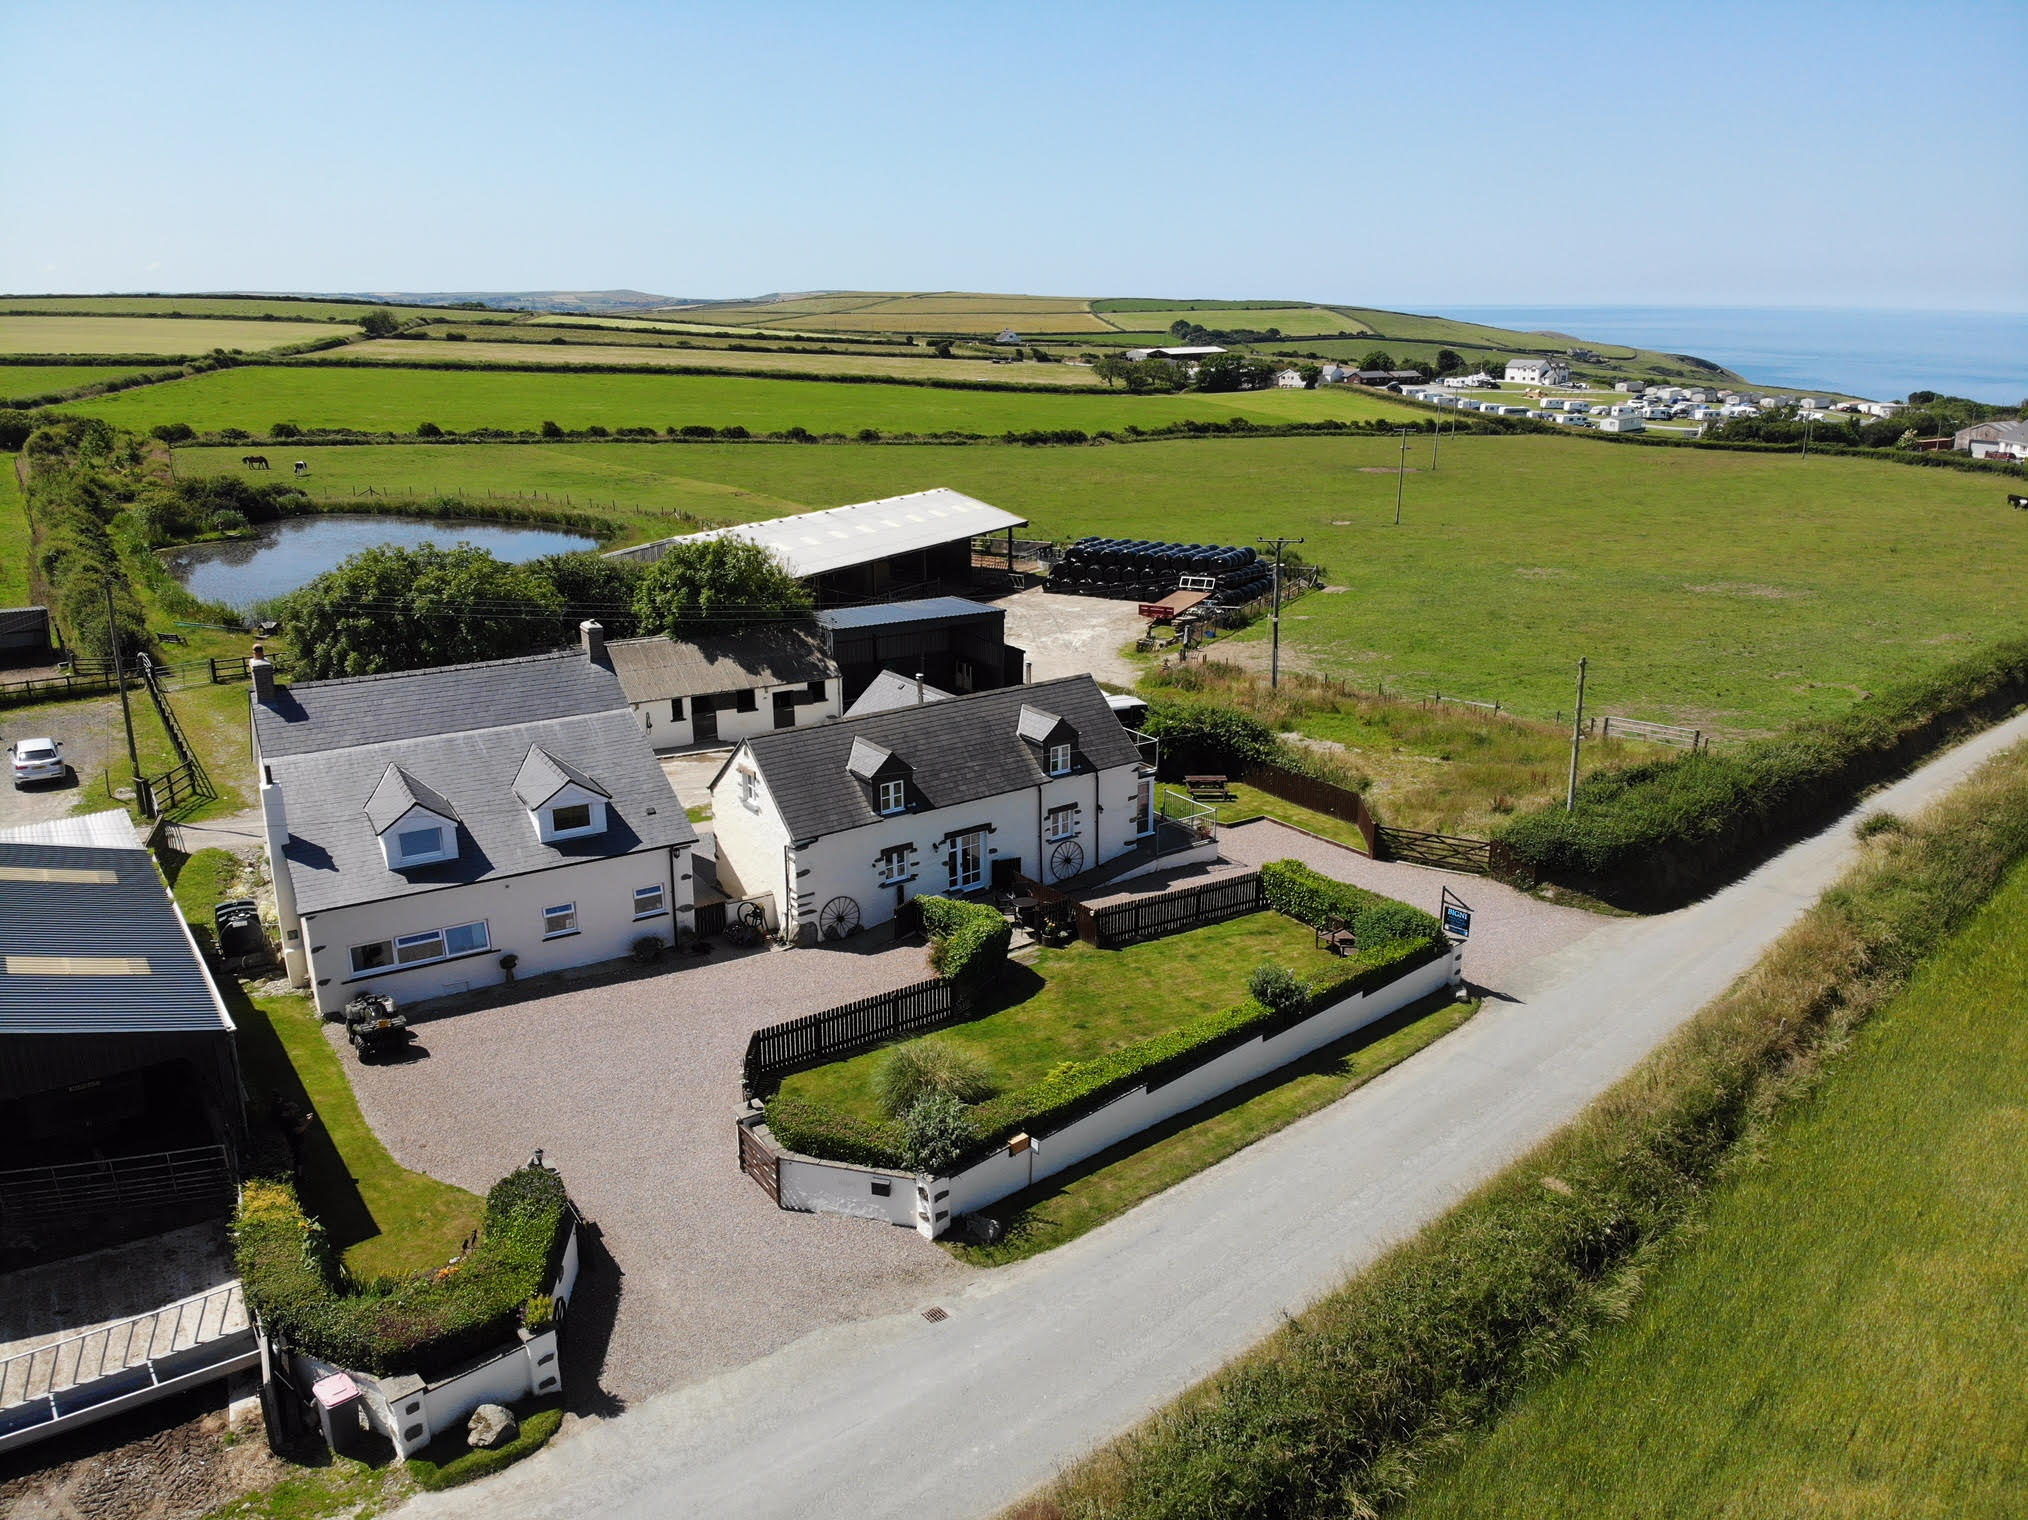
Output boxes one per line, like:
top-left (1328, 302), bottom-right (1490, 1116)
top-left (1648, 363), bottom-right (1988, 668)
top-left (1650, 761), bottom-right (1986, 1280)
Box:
top-left (55, 362), bottom-right (1419, 437)
top-left (0, 316), bottom-right (342, 355)
top-left (174, 431), bottom-right (2028, 733)
top-left (0, 453), bottom-right (29, 604)
top-left (953, 990), bottom-right (1478, 1265)
top-left (1402, 857), bottom-right (2028, 1519)
top-left (779, 911), bottom-right (1345, 1126)
top-left (0, 363), bottom-right (166, 402)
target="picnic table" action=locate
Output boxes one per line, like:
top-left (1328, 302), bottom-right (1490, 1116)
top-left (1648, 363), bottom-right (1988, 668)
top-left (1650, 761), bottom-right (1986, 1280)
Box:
top-left (1185, 774), bottom-right (1236, 802)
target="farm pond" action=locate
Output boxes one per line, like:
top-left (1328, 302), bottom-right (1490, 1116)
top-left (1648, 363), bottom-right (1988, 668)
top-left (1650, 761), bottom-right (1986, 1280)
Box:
top-left (166, 513), bottom-right (599, 607)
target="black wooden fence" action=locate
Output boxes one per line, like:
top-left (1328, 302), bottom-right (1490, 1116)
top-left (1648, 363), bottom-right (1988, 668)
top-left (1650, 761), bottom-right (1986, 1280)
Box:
top-left (1077, 871), bottom-right (1267, 949)
top-left (742, 975), bottom-right (957, 1098)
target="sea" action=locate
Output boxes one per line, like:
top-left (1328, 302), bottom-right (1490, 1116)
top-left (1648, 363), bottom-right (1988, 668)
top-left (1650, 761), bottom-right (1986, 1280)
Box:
top-left (1440, 306), bottom-right (2027, 406)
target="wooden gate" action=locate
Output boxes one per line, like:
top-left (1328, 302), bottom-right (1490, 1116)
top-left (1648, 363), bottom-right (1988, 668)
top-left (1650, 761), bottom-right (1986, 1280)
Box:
top-left (1375, 825), bottom-right (1495, 875)
top-left (737, 1118), bottom-right (781, 1206)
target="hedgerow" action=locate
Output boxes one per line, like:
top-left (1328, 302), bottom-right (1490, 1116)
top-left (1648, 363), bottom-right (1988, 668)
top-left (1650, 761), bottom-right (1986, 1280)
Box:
top-left (1498, 635), bottom-right (2028, 907)
top-left (918, 894), bottom-right (1011, 992)
top-left (1142, 700), bottom-right (1281, 778)
top-left (235, 1164), bottom-right (570, 1378)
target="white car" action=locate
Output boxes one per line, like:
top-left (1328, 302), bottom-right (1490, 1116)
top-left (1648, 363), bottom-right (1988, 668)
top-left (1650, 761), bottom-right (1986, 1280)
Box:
top-left (9, 737), bottom-right (67, 788)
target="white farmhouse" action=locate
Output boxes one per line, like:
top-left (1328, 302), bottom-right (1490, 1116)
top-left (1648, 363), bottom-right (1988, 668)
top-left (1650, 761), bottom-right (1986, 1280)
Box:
top-left (1954, 419), bottom-right (2028, 459)
top-left (1273, 367), bottom-right (1307, 388)
top-left (606, 624), bottom-right (840, 752)
top-left (709, 675), bottom-right (1155, 942)
top-left (251, 631), bottom-right (697, 1015)
top-left (1504, 358), bottom-right (1571, 386)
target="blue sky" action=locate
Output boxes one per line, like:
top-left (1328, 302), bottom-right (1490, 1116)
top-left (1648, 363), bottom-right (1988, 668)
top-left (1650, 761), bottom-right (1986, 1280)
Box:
top-left (4, 1), bottom-right (2024, 309)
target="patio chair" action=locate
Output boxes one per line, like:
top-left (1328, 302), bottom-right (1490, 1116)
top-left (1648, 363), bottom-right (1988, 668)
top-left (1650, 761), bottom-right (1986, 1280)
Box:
top-left (1316, 914), bottom-right (1357, 957)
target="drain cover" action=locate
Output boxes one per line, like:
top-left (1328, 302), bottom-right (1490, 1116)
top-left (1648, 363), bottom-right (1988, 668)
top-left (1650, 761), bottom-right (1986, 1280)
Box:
top-left (922, 1306), bottom-right (949, 1323)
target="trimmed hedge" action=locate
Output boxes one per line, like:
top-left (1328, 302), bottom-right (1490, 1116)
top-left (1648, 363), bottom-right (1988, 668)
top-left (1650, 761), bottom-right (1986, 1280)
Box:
top-left (1142, 700), bottom-right (1280, 779)
top-left (1498, 635), bottom-right (2028, 908)
top-left (1259, 859), bottom-right (1444, 952)
top-left (919, 895), bottom-right (1011, 993)
top-left (408, 1400), bottom-right (564, 1491)
top-left (235, 1164), bottom-right (570, 1379)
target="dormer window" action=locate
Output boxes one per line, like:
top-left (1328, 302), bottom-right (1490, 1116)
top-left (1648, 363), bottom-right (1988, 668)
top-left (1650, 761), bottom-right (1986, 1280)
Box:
top-left (365, 763), bottom-right (460, 870)
top-left (848, 735), bottom-right (914, 818)
top-left (396, 824), bottom-right (445, 861)
top-left (1047, 743), bottom-right (1071, 776)
top-left (551, 802), bottom-right (593, 834)
top-left (1018, 704), bottom-right (1079, 778)
top-left (514, 744), bottom-right (612, 846)
top-left (878, 778), bottom-right (906, 815)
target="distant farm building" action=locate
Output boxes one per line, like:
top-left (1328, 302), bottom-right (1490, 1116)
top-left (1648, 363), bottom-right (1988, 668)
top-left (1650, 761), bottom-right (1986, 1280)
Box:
top-left (1954, 420), bottom-right (2028, 460)
top-left (1504, 358), bottom-right (1571, 385)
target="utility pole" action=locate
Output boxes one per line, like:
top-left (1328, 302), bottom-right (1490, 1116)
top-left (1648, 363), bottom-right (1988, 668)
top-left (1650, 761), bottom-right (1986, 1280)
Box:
top-left (1394, 429), bottom-right (1409, 525)
top-left (1565, 656), bottom-right (1589, 812)
top-left (1256, 535), bottom-right (1305, 690)
top-left (1800, 412), bottom-right (1814, 459)
top-left (1431, 414), bottom-right (1444, 471)
top-left (106, 581), bottom-right (140, 784)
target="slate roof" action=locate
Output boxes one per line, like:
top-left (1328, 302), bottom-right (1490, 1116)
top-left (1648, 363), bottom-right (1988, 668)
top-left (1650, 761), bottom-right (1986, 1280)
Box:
top-left (513, 744), bottom-right (610, 808)
top-left (253, 649), bottom-right (626, 759)
top-left (269, 709), bottom-right (695, 916)
top-left (0, 841), bottom-right (230, 1035)
top-left (605, 626), bottom-right (833, 704)
top-left (364, 764), bottom-right (461, 834)
top-left (734, 675), bottom-right (1141, 842)
top-left (844, 670), bottom-right (954, 717)
top-left (813, 596), bottom-right (1003, 634)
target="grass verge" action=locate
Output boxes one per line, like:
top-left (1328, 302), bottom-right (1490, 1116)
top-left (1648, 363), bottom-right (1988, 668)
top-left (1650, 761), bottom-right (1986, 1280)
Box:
top-left (406, 1400), bottom-right (564, 1491)
top-left (198, 1454), bottom-right (409, 1520)
top-left (951, 990), bottom-right (1477, 1266)
top-left (1013, 737), bottom-right (2028, 1520)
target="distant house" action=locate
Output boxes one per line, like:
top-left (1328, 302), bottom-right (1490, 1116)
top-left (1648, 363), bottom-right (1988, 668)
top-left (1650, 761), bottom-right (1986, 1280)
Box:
top-left (997, 328), bottom-right (1021, 345)
top-left (1954, 420), bottom-right (2028, 459)
top-left (1273, 367), bottom-right (1307, 388)
top-left (1354, 369), bottom-right (1393, 385)
top-left (607, 623), bottom-right (840, 752)
top-left (709, 675), bottom-right (1155, 940)
top-left (1319, 363), bottom-right (1349, 384)
top-left (1504, 358), bottom-right (1570, 386)
top-left (250, 634), bottom-right (697, 1015)
top-left (1596, 416), bottom-right (1645, 433)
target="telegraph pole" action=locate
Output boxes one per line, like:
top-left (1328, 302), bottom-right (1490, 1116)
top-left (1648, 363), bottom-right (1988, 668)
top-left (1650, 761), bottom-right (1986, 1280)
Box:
top-left (106, 581), bottom-right (140, 781)
top-left (1565, 656), bottom-right (1589, 812)
top-left (1394, 429), bottom-right (1409, 525)
top-left (1431, 414), bottom-right (1443, 471)
top-left (1256, 535), bottom-right (1305, 690)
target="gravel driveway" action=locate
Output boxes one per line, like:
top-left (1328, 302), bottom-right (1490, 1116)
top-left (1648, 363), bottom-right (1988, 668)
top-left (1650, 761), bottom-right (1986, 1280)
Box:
top-left (337, 937), bottom-right (966, 1408)
top-left (1218, 818), bottom-right (1605, 995)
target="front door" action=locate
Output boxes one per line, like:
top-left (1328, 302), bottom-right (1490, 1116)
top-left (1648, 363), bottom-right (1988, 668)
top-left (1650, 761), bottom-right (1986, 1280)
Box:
top-left (693, 695), bottom-right (719, 743)
top-left (948, 830), bottom-right (986, 892)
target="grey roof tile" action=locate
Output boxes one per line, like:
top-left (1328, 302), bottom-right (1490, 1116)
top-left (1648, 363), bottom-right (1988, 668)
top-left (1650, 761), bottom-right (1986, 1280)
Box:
top-left (844, 670), bottom-right (953, 716)
top-left (365, 763), bottom-right (460, 833)
top-left (605, 626), bottom-right (834, 705)
top-left (513, 744), bottom-right (610, 809)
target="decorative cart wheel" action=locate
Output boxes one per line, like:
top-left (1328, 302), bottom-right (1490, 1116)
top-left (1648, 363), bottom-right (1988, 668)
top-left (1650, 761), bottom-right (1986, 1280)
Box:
top-left (723, 899), bottom-right (766, 946)
top-left (1048, 839), bottom-right (1085, 883)
top-left (818, 895), bottom-right (862, 940)
top-left (734, 899), bottom-right (766, 930)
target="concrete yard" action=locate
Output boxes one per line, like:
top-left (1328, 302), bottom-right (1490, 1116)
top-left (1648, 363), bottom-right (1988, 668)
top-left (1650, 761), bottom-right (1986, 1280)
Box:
top-left (0, 1222), bottom-right (241, 1367)
top-left (336, 935), bottom-right (967, 1409)
top-left (987, 586), bottom-right (1146, 687)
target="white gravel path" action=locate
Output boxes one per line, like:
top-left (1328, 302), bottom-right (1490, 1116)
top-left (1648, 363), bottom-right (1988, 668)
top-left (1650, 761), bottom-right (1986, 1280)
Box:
top-left (336, 937), bottom-right (966, 1408)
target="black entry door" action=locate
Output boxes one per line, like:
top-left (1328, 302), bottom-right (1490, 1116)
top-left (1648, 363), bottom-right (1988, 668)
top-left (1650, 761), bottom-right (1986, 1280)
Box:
top-left (693, 695), bottom-right (719, 743)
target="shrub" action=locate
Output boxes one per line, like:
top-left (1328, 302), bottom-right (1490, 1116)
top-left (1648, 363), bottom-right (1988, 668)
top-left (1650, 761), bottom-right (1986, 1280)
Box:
top-left (540, 419), bottom-right (564, 437)
top-left (918, 895), bottom-right (1011, 992)
top-left (1261, 859), bottom-right (1385, 928)
top-left (901, 1092), bottom-right (972, 1173)
top-left (270, 421), bottom-right (301, 438)
top-left (678, 424), bottom-right (717, 438)
top-left (875, 1038), bottom-right (996, 1118)
top-left (763, 1094), bottom-right (902, 1169)
top-left (1248, 962), bottom-right (1309, 1020)
top-left (235, 1164), bottom-right (571, 1378)
top-left (148, 421), bottom-right (196, 444)
top-left (416, 421), bottom-right (444, 438)
top-left (1142, 700), bottom-right (1279, 779)
top-left (1499, 635), bottom-right (2028, 907)
top-left (1352, 898), bottom-right (1441, 948)
top-left (1856, 811), bottom-right (1906, 840)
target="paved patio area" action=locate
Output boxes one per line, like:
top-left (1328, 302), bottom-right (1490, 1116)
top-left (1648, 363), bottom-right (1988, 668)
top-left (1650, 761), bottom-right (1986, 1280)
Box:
top-left (336, 936), bottom-right (966, 1410)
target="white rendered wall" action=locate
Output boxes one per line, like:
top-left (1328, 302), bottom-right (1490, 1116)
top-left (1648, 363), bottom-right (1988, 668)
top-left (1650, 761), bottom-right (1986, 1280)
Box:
top-left (634, 678), bottom-right (840, 753)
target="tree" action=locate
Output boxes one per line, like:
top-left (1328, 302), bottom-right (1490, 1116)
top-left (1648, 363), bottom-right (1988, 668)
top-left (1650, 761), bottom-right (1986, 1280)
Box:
top-left (1359, 350), bottom-right (1395, 372)
top-left (631, 535), bottom-right (811, 637)
top-left (1298, 363), bottom-right (1323, 389)
top-left (540, 419), bottom-right (564, 437)
top-left (1091, 353), bottom-right (1133, 389)
top-left (270, 421), bottom-right (301, 438)
top-left (1169, 319), bottom-right (1194, 341)
top-left (1434, 348), bottom-right (1464, 375)
top-left (416, 421), bottom-right (444, 438)
top-left (529, 550), bottom-right (644, 639)
top-left (358, 308), bottom-right (400, 338)
top-left (278, 544), bottom-right (566, 679)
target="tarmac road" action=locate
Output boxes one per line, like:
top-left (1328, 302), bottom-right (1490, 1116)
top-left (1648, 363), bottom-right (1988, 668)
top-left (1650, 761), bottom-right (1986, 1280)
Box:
top-left (401, 710), bottom-right (2028, 1520)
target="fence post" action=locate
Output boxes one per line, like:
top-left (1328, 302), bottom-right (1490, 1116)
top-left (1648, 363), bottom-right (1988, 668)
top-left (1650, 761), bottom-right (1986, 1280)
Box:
top-left (208, 657), bottom-right (218, 684)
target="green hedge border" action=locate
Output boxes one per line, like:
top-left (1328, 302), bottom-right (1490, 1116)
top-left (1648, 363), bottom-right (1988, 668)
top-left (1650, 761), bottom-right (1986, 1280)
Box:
top-left (236, 1164), bottom-right (570, 1379)
top-left (406, 1399), bottom-right (564, 1491)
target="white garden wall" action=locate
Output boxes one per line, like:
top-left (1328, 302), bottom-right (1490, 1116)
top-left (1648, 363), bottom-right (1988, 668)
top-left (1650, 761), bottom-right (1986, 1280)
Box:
top-left (777, 1154), bottom-right (918, 1227)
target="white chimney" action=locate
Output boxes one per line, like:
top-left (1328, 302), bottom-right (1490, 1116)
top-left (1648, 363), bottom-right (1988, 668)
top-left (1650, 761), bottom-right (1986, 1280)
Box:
top-left (581, 619), bottom-right (606, 663)
top-left (915, 672), bottom-right (925, 705)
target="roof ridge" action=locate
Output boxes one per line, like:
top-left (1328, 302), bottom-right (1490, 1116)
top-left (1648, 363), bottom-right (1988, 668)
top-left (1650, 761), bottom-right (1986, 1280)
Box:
top-left (281, 647), bottom-right (583, 693)
top-left (744, 673), bottom-right (1101, 751)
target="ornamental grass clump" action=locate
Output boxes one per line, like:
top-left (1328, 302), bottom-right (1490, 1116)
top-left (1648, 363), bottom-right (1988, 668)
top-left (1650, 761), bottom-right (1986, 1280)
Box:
top-left (875, 1037), bottom-right (996, 1118)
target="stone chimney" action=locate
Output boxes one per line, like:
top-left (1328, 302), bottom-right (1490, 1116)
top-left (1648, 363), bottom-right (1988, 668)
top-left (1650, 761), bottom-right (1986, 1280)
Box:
top-left (580, 620), bottom-right (606, 664)
top-left (915, 672), bottom-right (925, 705)
top-left (249, 648), bottom-right (276, 704)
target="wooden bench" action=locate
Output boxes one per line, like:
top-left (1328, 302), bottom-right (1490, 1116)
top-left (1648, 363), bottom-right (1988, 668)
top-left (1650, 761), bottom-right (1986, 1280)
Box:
top-left (1185, 774), bottom-right (1235, 802)
top-left (1315, 913), bottom-right (1358, 957)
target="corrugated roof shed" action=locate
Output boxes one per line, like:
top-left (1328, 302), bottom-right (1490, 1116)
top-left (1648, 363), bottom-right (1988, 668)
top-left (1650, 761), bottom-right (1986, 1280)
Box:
top-left (738, 675), bottom-right (1139, 841)
top-left (254, 649), bottom-right (625, 759)
top-left (0, 841), bottom-right (230, 1035)
top-left (618, 489), bottom-right (1026, 579)
top-left (813, 596), bottom-right (1004, 633)
top-left (606, 626), bottom-right (833, 704)
top-left (0, 810), bottom-right (144, 851)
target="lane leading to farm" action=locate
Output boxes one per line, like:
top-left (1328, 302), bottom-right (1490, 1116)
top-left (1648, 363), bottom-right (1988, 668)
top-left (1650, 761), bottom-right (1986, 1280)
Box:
top-left (396, 708), bottom-right (2028, 1520)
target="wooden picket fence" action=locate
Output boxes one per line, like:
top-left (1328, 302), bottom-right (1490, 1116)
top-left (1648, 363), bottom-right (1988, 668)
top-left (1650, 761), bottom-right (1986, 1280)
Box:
top-left (742, 976), bottom-right (957, 1098)
top-left (1077, 872), bottom-right (1266, 949)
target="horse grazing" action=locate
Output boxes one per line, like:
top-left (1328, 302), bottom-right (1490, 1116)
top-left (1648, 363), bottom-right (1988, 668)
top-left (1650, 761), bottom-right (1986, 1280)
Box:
top-left (243, 454), bottom-right (270, 470)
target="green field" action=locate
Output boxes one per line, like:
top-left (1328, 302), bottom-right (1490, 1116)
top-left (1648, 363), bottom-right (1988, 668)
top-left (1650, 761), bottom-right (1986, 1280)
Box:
top-left (0, 457), bottom-right (26, 604)
top-left (681, 291), bottom-right (1112, 334)
top-left (322, 337), bottom-right (1105, 386)
top-left (60, 362), bottom-right (1416, 437)
top-left (0, 363), bottom-right (168, 400)
top-left (174, 431), bottom-right (2024, 732)
top-left (1105, 306), bottom-right (1368, 337)
top-left (1404, 855), bottom-right (2028, 1518)
top-left (0, 315), bottom-right (344, 355)
top-left (0, 294), bottom-right (422, 320)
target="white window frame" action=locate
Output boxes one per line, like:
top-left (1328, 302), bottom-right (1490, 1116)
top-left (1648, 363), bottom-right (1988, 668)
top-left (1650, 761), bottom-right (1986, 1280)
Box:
top-left (878, 777), bottom-right (906, 815)
top-left (548, 801), bottom-right (595, 836)
top-left (877, 844), bottom-right (914, 885)
top-left (738, 768), bottom-right (760, 812)
top-left (949, 830), bottom-right (985, 891)
top-left (1046, 803), bottom-right (1078, 841)
top-left (395, 824), bottom-right (445, 862)
top-left (542, 902), bottom-right (578, 938)
top-left (633, 883), bottom-right (667, 918)
top-left (348, 919), bottom-right (488, 978)
top-left (1047, 742), bottom-right (1071, 776)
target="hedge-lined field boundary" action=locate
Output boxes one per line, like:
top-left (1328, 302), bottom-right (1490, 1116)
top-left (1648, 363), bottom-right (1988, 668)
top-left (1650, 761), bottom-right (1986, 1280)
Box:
top-left (236, 1164), bottom-right (571, 1379)
top-left (1019, 736), bottom-right (2028, 1520)
top-left (1498, 635), bottom-right (2028, 908)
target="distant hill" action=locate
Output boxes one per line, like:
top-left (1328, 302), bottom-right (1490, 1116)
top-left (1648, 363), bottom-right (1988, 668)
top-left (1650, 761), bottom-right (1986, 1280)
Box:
top-left (308, 290), bottom-right (710, 315)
